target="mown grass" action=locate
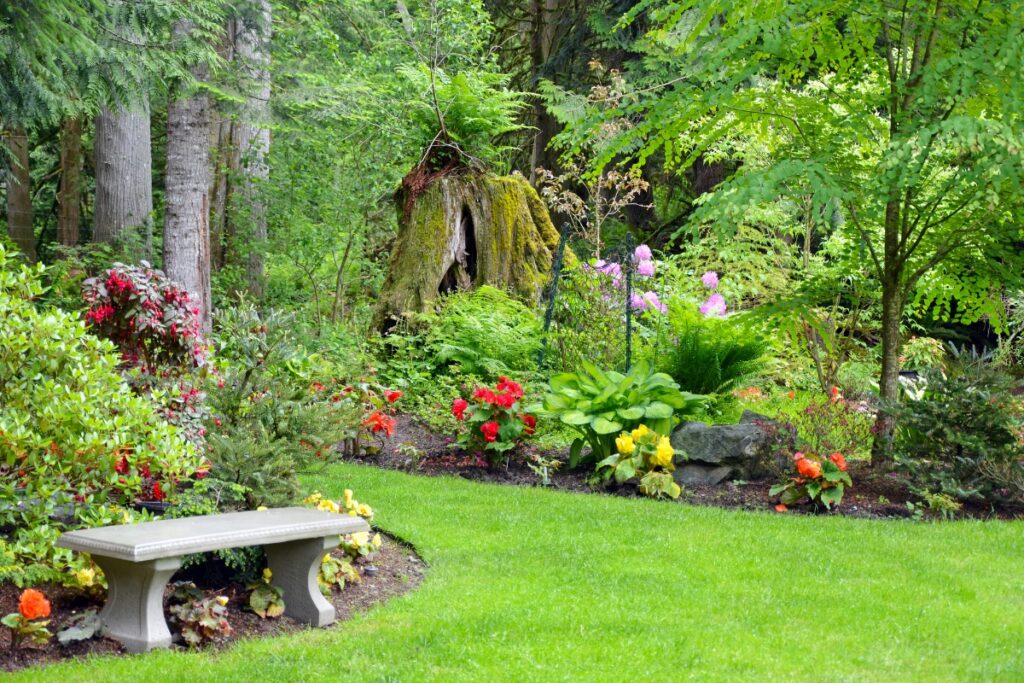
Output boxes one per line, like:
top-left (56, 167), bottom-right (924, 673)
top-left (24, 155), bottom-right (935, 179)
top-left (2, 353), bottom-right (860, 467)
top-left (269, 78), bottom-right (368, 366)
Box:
top-left (17, 464), bottom-right (1024, 682)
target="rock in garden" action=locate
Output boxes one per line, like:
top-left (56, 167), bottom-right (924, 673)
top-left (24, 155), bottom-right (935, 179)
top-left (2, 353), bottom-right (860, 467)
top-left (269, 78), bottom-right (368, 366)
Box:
top-left (670, 411), bottom-right (788, 486)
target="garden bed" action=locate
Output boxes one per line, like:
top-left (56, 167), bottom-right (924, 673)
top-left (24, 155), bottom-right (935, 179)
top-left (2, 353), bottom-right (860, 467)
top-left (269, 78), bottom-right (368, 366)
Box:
top-left (0, 535), bottom-right (423, 673)
top-left (366, 413), bottom-right (1020, 521)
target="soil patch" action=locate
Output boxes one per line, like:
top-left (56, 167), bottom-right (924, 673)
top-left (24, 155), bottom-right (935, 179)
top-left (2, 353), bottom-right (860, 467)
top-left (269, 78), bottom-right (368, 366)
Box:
top-left (364, 413), bottom-right (1020, 521)
top-left (0, 534), bottom-right (424, 673)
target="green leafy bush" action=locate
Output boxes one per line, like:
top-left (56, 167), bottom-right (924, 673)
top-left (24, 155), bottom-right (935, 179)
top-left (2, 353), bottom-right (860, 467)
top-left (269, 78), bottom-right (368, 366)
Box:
top-left (655, 308), bottom-right (766, 417)
top-left (0, 245), bottom-right (199, 518)
top-left (537, 360), bottom-right (704, 467)
top-left (203, 304), bottom-right (361, 508)
top-left (891, 372), bottom-right (1024, 507)
top-left (423, 286), bottom-right (542, 377)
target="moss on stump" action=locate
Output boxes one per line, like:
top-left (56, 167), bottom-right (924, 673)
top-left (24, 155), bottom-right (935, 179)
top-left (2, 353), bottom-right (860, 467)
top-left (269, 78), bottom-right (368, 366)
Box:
top-left (375, 172), bottom-right (560, 331)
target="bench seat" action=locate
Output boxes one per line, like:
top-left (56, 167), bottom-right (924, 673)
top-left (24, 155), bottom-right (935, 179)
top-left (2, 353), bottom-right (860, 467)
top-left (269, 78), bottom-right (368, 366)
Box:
top-left (57, 507), bottom-right (370, 653)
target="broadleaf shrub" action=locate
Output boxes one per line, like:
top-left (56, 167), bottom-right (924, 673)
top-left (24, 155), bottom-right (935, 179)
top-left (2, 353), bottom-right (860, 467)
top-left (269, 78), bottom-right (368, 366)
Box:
top-left (890, 372), bottom-right (1024, 507)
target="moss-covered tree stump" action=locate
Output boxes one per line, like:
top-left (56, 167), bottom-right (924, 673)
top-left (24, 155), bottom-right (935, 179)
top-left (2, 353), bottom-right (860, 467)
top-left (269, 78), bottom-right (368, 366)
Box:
top-left (375, 172), bottom-right (560, 331)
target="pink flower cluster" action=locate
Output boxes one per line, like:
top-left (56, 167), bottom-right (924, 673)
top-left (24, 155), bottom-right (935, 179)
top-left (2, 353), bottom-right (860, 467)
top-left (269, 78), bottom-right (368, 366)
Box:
top-left (698, 271), bottom-right (727, 317)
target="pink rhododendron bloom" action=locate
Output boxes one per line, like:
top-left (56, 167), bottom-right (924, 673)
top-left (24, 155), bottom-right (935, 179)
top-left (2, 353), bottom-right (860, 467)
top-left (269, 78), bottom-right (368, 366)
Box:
top-left (701, 271), bottom-right (719, 289)
top-left (630, 293), bottom-right (647, 311)
top-left (699, 292), bottom-right (727, 317)
top-left (634, 244), bottom-right (653, 261)
top-left (643, 291), bottom-right (667, 313)
top-left (636, 260), bottom-right (655, 277)
top-left (597, 261), bottom-right (622, 280)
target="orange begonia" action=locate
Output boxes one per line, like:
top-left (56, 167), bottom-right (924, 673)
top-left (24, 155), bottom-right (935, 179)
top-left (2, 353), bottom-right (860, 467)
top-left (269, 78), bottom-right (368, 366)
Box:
top-left (18, 589), bottom-right (51, 620)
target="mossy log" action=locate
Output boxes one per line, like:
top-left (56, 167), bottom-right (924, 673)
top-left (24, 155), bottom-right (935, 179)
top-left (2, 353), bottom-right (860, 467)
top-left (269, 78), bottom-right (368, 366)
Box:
top-left (375, 172), bottom-right (561, 331)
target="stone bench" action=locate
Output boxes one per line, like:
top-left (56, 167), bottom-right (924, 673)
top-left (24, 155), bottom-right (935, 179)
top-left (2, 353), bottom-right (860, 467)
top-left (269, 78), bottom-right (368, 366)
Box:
top-left (57, 506), bottom-right (369, 653)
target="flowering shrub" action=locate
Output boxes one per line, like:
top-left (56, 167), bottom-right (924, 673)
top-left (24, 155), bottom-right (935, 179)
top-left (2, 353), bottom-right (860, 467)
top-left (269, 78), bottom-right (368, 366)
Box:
top-left (596, 425), bottom-right (682, 499)
top-left (770, 451), bottom-right (852, 509)
top-left (1, 246), bottom-right (199, 524)
top-left (2, 589), bottom-right (52, 648)
top-left (451, 376), bottom-right (536, 463)
top-left (82, 262), bottom-right (207, 370)
top-left (698, 270), bottom-right (727, 317)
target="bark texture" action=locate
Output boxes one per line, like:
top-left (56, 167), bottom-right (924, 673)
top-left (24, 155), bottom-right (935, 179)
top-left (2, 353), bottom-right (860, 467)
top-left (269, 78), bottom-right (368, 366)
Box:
top-left (4, 127), bottom-right (35, 261)
top-left (164, 22), bottom-right (213, 332)
top-left (94, 103), bottom-right (153, 248)
top-left (375, 172), bottom-right (560, 331)
top-left (58, 117), bottom-right (84, 247)
top-left (230, 0), bottom-right (271, 297)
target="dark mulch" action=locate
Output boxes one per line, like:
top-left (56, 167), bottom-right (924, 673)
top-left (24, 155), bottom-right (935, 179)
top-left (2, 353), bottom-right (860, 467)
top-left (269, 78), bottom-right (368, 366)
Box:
top-left (363, 413), bottom-right (1020, 521)
top-left (0, 535), bottom-right (424, 673)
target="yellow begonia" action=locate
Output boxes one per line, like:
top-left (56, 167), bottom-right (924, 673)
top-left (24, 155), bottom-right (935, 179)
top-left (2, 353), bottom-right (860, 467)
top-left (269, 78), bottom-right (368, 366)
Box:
top-left (371, 533), bottom-right (382, 550)
top-left (215, 596), bottom-right (229, 606)
top-left (350, 531), bottom-right (370, 547)
top-left (356, 503), bottom-right (372, 518)
top-left (615, 434), bottom-right (635, 455)
top-left (75, 567), bottom-right (96, 588)
top-left (317, 499), bottom-right (340, 514)
top-left (262, 567), bottom-right (273, 582)
top-left (631, 424), bottom-right (650, 441)
top-left (654, 436), bottom-right (675, 468)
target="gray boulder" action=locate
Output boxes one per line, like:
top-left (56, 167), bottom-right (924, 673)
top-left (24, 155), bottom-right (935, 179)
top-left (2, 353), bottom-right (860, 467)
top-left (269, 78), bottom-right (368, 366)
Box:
top-left (670, 411), bottom-right (786, 486)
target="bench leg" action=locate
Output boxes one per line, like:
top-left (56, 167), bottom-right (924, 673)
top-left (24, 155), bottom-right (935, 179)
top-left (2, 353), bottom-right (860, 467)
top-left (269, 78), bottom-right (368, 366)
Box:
top-left (92, 556), bottom-right (181, 653)
top-left (265, 536), bottom-right (339, 627)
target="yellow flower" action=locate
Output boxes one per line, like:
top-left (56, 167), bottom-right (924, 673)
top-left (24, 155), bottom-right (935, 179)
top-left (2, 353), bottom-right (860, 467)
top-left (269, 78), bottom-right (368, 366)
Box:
top-left (371, 533), bottom-right (382, 550)
top-left (304, 492), bottom-right (322, 505)
top-left (350, 531), bottom-right (369, 547)
top-left (343, 489), bottom-right (354, 506)
top-left (356, 503), bottom-right (373, 518)
top-left (215, 596), bottom-right (229, 606)
top-left (654, 436), bottom-right (675, 468)
top-left (74, 567), bottom-right (96, 588)
top-left (631, 424), bottom-right (650, 441)
top-left (317, 499), bottom-right (340, 514)
top-left (262, 567), bottom-right (273, 582)
top-left (322, 554), bottom-right (333, 564)
top-left (256, 505), bottom-right (268, 512)
top-left (615, 434), bottom-right (635, 455)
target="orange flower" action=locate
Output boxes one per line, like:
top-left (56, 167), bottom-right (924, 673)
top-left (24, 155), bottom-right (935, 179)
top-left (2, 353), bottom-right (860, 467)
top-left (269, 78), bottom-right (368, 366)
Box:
top-left (787, 390), bottom-right (796, 400)
top-left (828, 452), bottom-right (848, 472)
top-left (774, 504), bottom-right (788, 512)
top-left (18, 589), bottom-right (51, 620)
top-left (796, 457), bottom-right (822, 479)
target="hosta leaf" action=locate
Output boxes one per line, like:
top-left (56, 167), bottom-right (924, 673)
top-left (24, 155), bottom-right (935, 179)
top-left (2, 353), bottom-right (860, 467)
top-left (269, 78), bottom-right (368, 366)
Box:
top-left (590, 416), bottom-right (622, 434)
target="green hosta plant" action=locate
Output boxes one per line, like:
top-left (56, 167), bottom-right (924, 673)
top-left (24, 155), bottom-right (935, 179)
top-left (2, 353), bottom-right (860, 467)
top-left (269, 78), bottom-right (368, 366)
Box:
top-left (537, 361), bottom-right (704, 467)
top-left (248, 568), bottom-right (285, 619)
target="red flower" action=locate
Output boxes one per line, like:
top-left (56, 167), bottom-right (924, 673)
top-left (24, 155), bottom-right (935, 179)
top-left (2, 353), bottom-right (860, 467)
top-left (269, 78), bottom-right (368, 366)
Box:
top-left (137, 463), bottom-right (151, 478)
top-left (363, 410), bottom-right (396, 437)
top-left (496, 377), bottom-right (524, 399)
top-left (829, 452), bottom-right (848, 472)
top-left (452, 398), bottom-right (469, 420)
top-left (494, 392), bottom-right (517, 409)
top-left (830, 385), bottom-right (842, 402)
top-left (18, 589), bottom-right (51, 620)
top-left (480, 421), bottom-right (500, 443)
top-left (796, 457), bottom-right (822, 479)
top-left (152, 481), bottom-right (165, 502)
top-left (521, 414), bottom-right (537, 435)
top-left (385, 390), bottom-right (402, 403)
top-left (473, 388), bottom-right (497, 404)
top-left (115, 455), bottom-right (129, 475)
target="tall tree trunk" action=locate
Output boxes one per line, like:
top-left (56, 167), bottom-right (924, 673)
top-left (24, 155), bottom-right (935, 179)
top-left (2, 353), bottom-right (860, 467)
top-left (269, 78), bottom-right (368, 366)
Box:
top-left (164, 22), bottom-right (213, 333)
top-left (94, 103), bottom-right (153, 251)
top-left (208, 19), bottom-right (238, 271)
top-left (4, 127), bottom-right (35, 261)
top-left (229, 0), bottom-right (271, 298)
top-left (57, 117), bottom-right (84, 247)
top-left (528, 0), bottom-right (561, 183)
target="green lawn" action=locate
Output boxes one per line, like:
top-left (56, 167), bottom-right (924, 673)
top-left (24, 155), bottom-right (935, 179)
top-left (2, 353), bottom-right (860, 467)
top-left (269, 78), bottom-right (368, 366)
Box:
top-left (17, 464), bottom-right (1024, 682)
